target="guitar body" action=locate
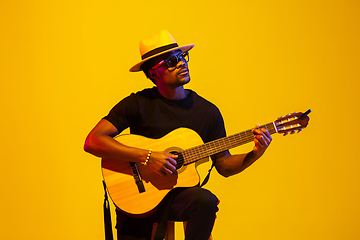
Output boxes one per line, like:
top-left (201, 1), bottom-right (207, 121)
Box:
top-left (101, 128), bottom-right (209, 216)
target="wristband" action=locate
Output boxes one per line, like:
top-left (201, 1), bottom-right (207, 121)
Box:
top-left (145, 149), bottom-right (152, 165)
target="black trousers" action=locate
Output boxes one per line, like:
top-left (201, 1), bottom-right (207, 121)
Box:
top-left (116, 187), bottom-right (219, 240)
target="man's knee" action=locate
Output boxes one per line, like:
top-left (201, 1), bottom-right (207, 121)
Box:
top-left (190, 187), bottom-right (219, 213)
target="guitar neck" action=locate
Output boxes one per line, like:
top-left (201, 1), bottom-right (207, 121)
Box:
top-left (182, 122), bottom-right (277, 165)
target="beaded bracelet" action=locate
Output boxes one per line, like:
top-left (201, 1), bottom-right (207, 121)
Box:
top-left (145, 149), bottom-right (152, 165)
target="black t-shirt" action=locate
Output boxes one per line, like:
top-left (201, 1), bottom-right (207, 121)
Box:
top-left (104, 87), bottom-right (226, 144)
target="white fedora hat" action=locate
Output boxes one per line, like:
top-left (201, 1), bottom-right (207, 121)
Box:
top-left (129, 30), bottom-right (194, 72)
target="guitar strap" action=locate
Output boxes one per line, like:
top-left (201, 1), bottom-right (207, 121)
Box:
top-left (200, 157), bottom-right (216, 187)
top-left (103, 181), bottom-right (114, 240)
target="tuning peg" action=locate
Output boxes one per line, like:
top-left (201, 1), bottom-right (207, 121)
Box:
top-left (297, 128), bottom-right (303, 133)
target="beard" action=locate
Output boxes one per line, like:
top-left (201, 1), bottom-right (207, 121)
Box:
top-left (170, 75), bottom-right (190, 88)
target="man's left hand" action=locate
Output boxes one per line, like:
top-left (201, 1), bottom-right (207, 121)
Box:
top-left (252, 125), bottom-right (272, 158)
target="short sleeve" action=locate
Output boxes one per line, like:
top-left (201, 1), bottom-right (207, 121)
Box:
top-left (103, 93), bottom-right (140, 133)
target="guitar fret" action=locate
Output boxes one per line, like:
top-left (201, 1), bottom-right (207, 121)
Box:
top-left (205, 142), bottom-right (212, 157)
top-left (239, 132), bottom-right (244, 144)
top-left (202, 145), bottom-right (206, 158)
top-left (206, 142), bottom-right (211, 156)
top-left (240, 131), bottom-right (246, 144)
top-left (232, 134), bottom-right (237, 146)
top-left (213, 141), bottom-right (217, 155)
top-left (227, 137), bottom-right (232, 149)
top-left (213, 140), bottom-right (219, 154)
top-left (221, 138), bottom-right (226, 152)
top-left (200, 145), bottom-right (205, 159)
top-left (194, 145), bottom-right (199, 162)
top-left (187, 150), bottom-right (192, 164)
top-left (202, 144), bottom-right (208, 158)
top-left (192, 147), bottom-right (197, 162)
top-left (191, 147), bottom-right (197, 162)
top-left (213, 140), bottom-right (218, 154)
top-left (183, 150), bottom-right (189, 165)
top-left (219, 139), bottom-right (223, 152)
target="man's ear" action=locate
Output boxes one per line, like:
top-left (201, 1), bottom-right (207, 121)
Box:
top-left (148, 69), bottom-right (158, 80)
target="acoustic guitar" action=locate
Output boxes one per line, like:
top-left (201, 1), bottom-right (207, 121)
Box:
top-left (102, 110), bottom-right (311, 216)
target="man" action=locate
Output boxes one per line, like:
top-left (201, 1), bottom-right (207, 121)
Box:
top-left (84, 30), bottom-right (272, 240)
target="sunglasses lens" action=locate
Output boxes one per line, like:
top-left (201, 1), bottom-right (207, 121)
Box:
top-left (181, 52), bottom-right (188, 60)
top-left (182, 52), bottom-right (189, 62)
top-left (166, 56), bottom-right (178, 68)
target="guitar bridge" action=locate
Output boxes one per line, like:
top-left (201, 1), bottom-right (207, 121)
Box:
top-left (130, 162), bottom-right (145, 193)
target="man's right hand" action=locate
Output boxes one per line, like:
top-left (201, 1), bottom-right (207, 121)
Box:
top-left (147, 151), bottom-right (178, 176)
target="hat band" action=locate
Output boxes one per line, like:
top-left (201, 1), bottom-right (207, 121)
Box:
top-left (141, 43), bottom-right (179, 60)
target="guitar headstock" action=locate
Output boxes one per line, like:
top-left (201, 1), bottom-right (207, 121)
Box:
top-left (275, 110), bottom-right (311, 135)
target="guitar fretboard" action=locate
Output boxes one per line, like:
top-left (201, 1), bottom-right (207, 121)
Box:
top-left (182, 122), bottom-right (277, 165)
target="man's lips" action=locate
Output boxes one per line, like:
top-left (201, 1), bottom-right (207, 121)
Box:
top-left (178, 68), bottom-right (189, 75)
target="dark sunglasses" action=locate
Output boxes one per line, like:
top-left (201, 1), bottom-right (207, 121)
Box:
top-left (151, 51), bottom-right (189, 70)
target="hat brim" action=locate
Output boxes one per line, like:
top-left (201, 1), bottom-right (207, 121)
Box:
top-left (129, 44), bottom-right (194, 72)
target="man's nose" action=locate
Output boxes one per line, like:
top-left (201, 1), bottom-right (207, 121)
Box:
top-left (176, 59), bottom-right (186, 68)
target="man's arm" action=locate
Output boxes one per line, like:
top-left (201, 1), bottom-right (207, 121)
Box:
top-left (214, 127), bottom-right (272, 177)
top-left (84, 119), bottom-right (146, 161)
top-left (84, 119), bottom-right (178, 176)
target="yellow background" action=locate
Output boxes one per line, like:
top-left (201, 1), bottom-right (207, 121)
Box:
top-left (1, 0), bottom-right (360, 239)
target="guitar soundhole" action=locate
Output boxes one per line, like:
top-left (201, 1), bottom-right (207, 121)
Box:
top-left (169, 151), bottom-right (184, 170)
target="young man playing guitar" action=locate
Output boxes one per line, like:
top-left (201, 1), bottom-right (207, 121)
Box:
top-left (84, 30), bottom-right (273, 240)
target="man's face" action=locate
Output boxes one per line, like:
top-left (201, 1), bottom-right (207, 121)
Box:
top-left (152, 50), bottom-right (190, 88)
